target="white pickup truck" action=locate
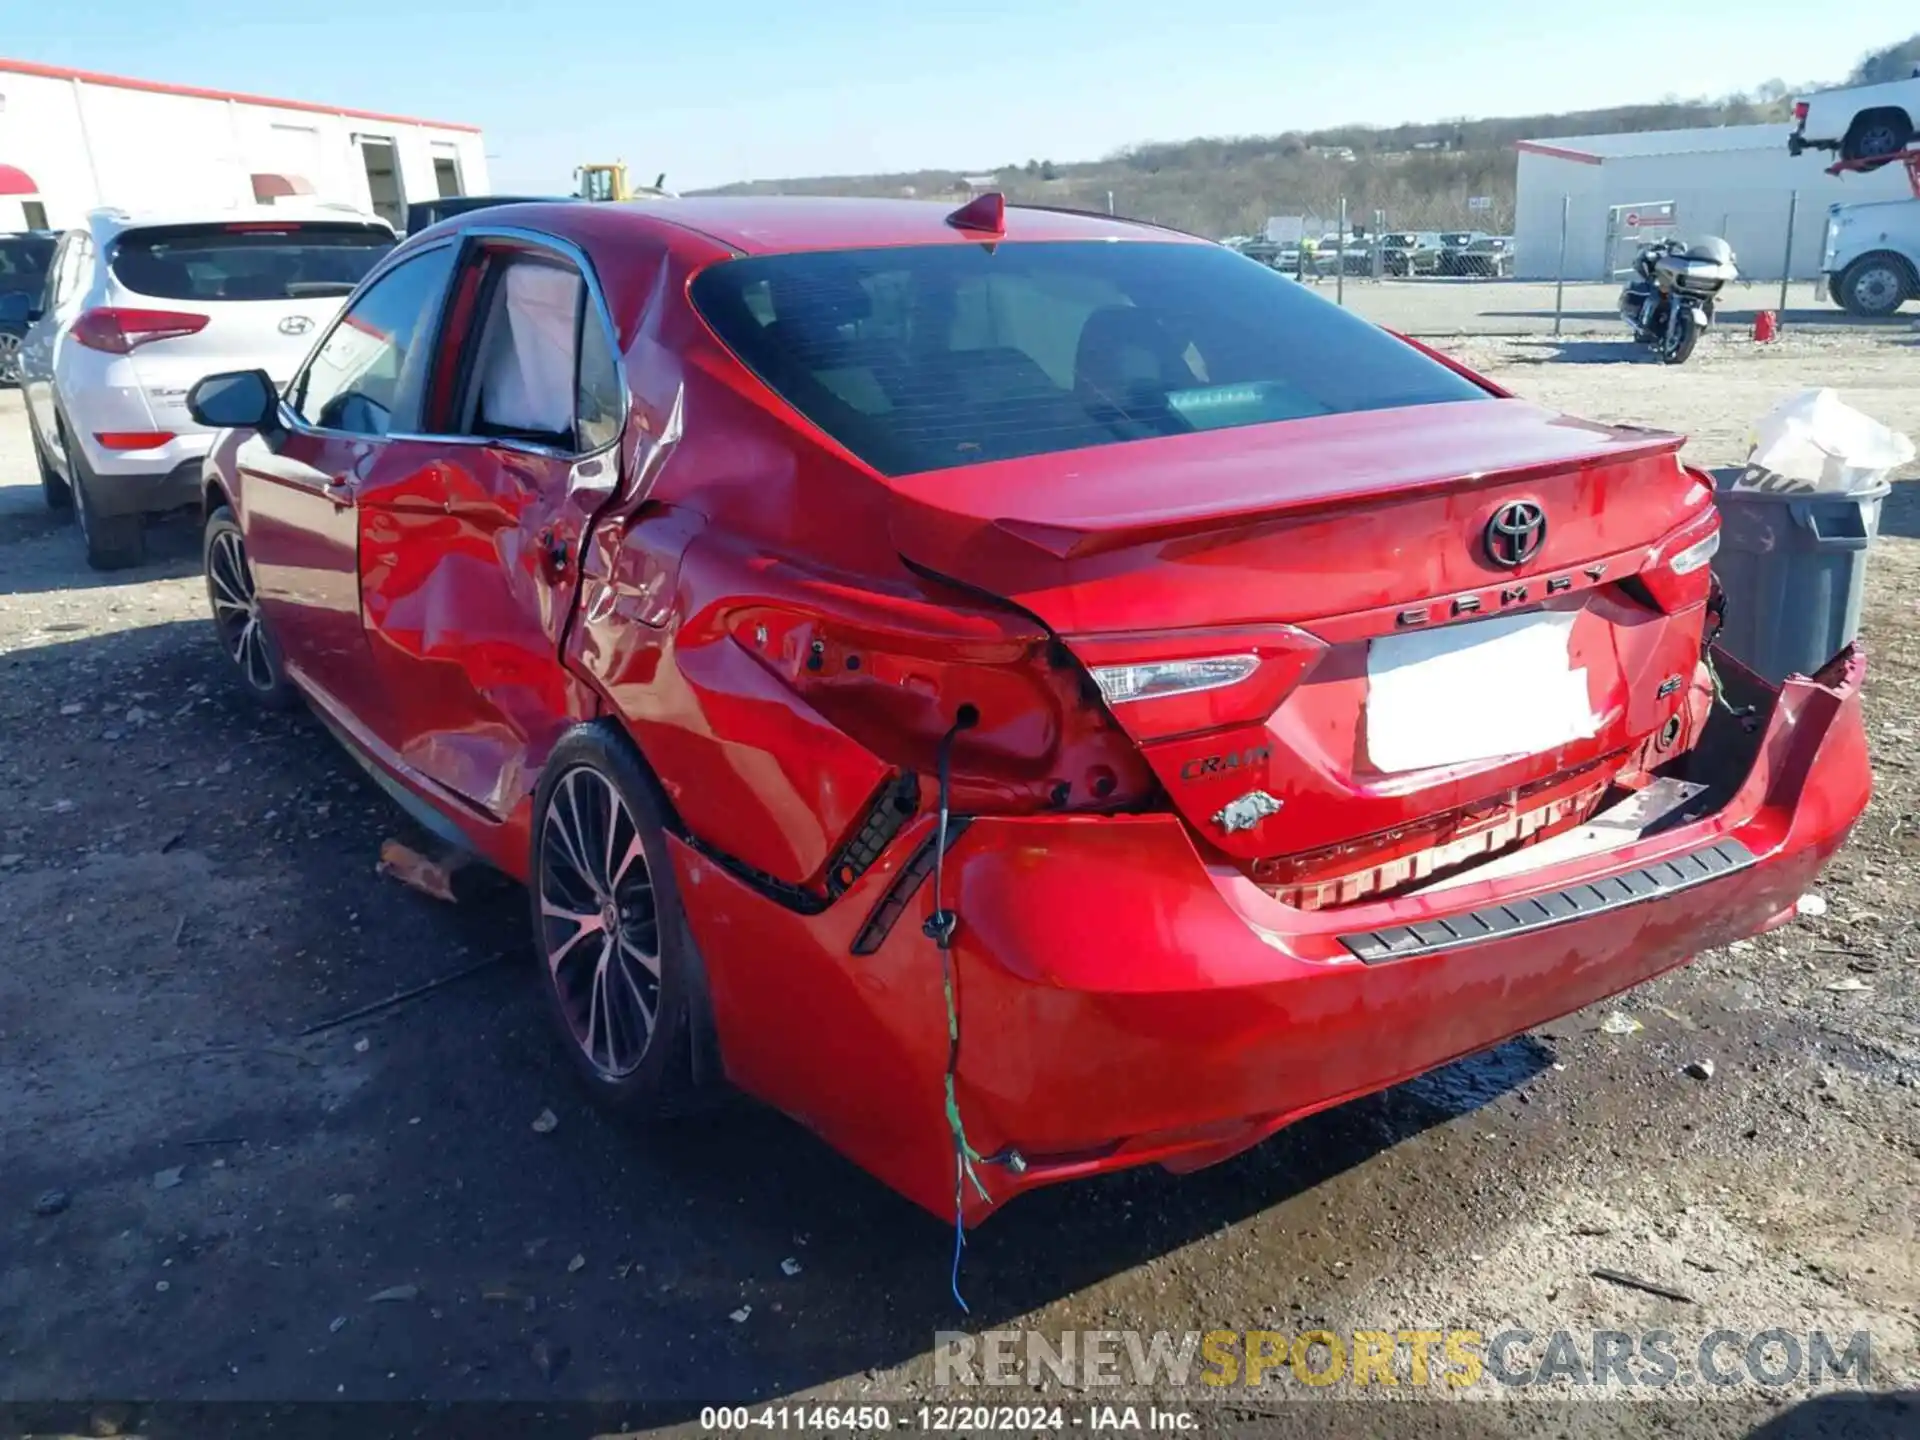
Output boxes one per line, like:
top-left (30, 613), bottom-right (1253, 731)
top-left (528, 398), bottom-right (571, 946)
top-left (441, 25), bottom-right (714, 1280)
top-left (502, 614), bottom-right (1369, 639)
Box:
top-left (1790, 74), bottom-right (1918, 165)
top-left (1824, 198), bottom-right (1919, 316)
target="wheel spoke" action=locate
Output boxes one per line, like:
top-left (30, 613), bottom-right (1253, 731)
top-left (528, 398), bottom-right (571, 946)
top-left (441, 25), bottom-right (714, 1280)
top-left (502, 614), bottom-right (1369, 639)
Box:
top-left (551, 773), bottom-right (600, 894)
top-left (585, 940), bottom-right (612, 1069)
top-left (244, 624), bottom-right (267, 689)
top-left (611, 830), bottom-right (647, 891)
top-left (618, 931), bottom-right (661, 979)
top-left (601, 786), bottom-right (624, 891)
top-left (616, 949), bottom-right (656, 1037)
top-left (539, 896), bottom-right (604, 974)
top-left (210, 564), bottom-right (248, 611)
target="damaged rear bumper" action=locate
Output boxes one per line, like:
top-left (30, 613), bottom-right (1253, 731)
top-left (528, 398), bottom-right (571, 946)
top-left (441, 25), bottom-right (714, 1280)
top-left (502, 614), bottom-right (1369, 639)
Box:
top-left (671, 645), bottom-right (1869, 1224)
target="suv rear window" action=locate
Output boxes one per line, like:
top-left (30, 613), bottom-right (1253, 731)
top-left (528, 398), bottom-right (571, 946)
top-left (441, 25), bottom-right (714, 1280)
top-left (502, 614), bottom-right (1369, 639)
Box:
top-left (691, 240), bottom-right (1488, 476)
top-left (110, 222), bottom-right (395, 302)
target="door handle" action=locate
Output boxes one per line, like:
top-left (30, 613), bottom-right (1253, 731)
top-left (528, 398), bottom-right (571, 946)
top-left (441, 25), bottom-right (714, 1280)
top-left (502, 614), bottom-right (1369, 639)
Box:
top-left (537, 526), bottom-right (571, 572)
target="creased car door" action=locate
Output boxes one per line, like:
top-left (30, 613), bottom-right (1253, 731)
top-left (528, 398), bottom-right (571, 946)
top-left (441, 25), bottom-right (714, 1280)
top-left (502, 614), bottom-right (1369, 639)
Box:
top-left (243, 243), bottom-right (457, 738)
top-left (357, 241), bottom-right (617, 820)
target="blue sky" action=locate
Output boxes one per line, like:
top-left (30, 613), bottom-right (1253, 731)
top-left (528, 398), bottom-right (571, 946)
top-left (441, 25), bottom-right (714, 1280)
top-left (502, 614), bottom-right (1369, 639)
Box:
top-left (0, 1), bottom-right (1894, 191)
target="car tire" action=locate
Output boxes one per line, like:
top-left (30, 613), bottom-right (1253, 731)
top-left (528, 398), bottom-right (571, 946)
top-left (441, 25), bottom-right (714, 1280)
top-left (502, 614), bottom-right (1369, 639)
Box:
top-left (30, 417), bottom-right (72, 513)
top-left (528, 725), bottom-right (718, 1120)
top-left (1835, 253), bottom-right (1913, 318)
top-left (1841, 110), bottom-right (1913, 164)
top-left (203, 505), bottom-right (298, 710)
top-left (0, 328), bottom-right (22, 389)
top-left (63, 421), bottom-right (146, 570)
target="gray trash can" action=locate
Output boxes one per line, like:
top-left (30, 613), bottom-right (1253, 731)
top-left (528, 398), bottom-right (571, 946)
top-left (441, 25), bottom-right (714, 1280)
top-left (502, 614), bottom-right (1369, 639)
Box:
top-left (1710, 467), bottom-right (1888, 685)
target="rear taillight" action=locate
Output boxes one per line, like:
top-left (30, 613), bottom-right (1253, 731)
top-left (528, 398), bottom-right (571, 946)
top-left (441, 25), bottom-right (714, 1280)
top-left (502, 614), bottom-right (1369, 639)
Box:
top-left (1666, 530), bottom-right (1720, 575)
top-left (729, 604), bottom-right (1157, 813)
top-left (1091, 655), bottom-right (1258, 706)
top-left (1065, 627), bottom-right (1326, 743)
top-left (95, 431), bottom-right (176, 451)
top-left (1793, 101), bottom-right (1809, 122)
top-left (1633, 500), bottom-right (1722, 612)
top-left (70, 307), bottom-right (209, 354)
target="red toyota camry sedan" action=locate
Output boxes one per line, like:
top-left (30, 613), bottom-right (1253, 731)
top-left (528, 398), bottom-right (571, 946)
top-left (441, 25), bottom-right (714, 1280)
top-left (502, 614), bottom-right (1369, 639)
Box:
top-left (187, 195), bottom-right (1870, 1225)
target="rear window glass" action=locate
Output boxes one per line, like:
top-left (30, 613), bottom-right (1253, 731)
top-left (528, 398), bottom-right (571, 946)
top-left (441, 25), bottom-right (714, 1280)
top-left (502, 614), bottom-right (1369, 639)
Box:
top-left (690, 240), bottom-right (1488, 476)
top-left (110, 223), bottom-right (395, 303)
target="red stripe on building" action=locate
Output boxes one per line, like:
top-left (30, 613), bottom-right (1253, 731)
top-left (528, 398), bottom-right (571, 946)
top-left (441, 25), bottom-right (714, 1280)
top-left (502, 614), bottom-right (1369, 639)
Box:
top-left (0, 56), bottom-right (481, 133)
top-left (1513, 140), bottom-right (1603, 165)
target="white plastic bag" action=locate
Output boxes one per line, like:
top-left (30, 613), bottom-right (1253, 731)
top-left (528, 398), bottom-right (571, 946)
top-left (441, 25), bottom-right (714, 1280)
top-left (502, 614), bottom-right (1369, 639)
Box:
top-left (1737, 388), bottom-right (1914, 495)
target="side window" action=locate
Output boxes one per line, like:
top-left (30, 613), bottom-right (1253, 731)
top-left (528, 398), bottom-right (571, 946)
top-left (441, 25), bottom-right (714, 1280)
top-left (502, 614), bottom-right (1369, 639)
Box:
top-left (575, 301), bottom-right (623, 452)
top-left (292, 245), bottom-right (455, 436)
top-left (51, 234), bottom-right (92, 309)
top-left (452, 250), bottom-right (624, 454)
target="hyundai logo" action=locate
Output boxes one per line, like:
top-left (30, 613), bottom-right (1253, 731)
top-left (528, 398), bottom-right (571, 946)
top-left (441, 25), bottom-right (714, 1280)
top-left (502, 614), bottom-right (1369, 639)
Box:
top-left (1484, 500), bottom-right (1547, 568)
top-left (278, 315), bottom-right (314, 336)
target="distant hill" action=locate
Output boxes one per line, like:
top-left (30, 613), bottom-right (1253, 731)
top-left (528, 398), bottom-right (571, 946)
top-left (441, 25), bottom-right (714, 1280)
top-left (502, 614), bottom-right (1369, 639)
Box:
top-left (693, 33), bottom-right (1917, 238)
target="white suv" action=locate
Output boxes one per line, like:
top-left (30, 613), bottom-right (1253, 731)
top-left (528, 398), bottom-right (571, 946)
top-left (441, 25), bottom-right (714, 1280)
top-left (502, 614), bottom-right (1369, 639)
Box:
top-left (18, 205), bottom-right (394, 568)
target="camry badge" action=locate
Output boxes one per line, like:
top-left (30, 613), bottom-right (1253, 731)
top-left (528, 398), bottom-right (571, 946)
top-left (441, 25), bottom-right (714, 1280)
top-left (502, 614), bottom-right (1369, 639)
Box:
top-left (1213, 790), bottom-right (1283, 834)
top-left (278, 315), bottom-right (314, 336)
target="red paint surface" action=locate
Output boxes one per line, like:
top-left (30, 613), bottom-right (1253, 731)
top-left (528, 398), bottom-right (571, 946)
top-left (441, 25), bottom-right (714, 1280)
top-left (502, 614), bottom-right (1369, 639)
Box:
top-left (207, 199), bottom-right (1872, 1221)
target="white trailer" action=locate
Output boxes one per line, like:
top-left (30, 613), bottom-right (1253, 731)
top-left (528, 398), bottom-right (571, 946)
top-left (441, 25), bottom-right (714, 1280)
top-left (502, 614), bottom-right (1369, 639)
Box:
top-left (0, 57), bottom-right (489, 233)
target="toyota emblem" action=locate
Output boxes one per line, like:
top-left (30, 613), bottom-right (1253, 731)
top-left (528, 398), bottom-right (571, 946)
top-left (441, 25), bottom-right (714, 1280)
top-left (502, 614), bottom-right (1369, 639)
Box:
top-left (278, 315), bottom-right (313, 336)
top-left (1484, 500), bottom-right (1547, 568)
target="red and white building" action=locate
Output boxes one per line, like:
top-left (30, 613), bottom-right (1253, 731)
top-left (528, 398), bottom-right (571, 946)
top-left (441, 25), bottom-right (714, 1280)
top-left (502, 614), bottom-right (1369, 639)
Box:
top-left (0, 57), bottom-right (489, 233)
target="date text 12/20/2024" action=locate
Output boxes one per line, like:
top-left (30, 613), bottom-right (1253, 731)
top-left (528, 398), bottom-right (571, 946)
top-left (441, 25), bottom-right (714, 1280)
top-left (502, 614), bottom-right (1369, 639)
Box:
top-left (699, 1405), bottom-right (1198, 1431)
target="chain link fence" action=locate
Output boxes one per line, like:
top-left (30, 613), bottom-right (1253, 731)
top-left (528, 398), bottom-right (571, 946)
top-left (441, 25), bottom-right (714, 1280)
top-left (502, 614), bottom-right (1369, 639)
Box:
top-left (1220, 190), bottom-right (1849, 339)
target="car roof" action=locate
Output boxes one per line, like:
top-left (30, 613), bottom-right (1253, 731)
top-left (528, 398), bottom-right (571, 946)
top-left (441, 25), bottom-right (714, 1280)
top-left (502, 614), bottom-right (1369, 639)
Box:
top-left (87, 204), bottom-right (393, 238)
top-left (538, 194), bottom-right (1207, 256)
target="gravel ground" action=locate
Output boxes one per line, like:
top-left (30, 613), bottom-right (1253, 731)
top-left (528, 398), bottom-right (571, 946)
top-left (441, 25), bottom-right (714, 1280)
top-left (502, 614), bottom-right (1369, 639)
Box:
top-left (1, 326), bottom-right (1916, 1439)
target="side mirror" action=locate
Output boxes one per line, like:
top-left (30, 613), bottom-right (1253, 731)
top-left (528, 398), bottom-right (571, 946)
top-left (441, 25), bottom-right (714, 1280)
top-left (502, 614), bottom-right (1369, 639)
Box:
top-left (0, 292), bottom-right (29, 327)
top-left (188, 369), bottom-right (279, 431)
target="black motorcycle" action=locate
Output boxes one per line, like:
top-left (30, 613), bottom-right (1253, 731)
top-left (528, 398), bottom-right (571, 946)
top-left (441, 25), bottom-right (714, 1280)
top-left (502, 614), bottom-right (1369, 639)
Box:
top-left (1617, 236), bottom-right (1738, 364)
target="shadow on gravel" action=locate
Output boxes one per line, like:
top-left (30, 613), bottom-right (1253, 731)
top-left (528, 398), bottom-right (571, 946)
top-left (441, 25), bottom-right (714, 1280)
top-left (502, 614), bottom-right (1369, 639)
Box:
top-left (0, 620), bottom-right (1552, 1414)
top-left (0, 506), bottom-right (200, 596)
top-left (1744, 1388), bottom-right (1920, 1439)
top-left (1513, 340), bottom-right (1650, 365)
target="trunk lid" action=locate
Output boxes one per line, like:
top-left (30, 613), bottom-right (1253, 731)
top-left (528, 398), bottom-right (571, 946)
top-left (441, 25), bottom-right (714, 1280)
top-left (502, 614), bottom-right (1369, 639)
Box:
top-left (887, 399), bottom-right (1716, 895)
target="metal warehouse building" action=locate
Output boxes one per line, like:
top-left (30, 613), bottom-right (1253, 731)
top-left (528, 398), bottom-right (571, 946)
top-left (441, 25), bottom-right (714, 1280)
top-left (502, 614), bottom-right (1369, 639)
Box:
top-left (0, 57), bottom-right (489, 233)
top-left (1512, 124), bottom-right (1911, 281)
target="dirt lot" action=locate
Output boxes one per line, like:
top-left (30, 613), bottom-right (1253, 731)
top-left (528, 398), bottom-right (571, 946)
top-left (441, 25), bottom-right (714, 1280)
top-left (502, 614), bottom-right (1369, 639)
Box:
top-left (2, 325), bottom-right (1917, 1438)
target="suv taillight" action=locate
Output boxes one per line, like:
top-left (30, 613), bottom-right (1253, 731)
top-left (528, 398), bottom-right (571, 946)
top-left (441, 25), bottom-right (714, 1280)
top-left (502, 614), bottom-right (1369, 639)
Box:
top-left (70, 307), bottom-right (209, 354)
top-left (1793, 101), bottom-right (1809, 122)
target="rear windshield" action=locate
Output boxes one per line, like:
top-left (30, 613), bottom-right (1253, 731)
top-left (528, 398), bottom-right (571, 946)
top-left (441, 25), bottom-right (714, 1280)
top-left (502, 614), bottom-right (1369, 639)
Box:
top-left (690, 240), bottom-right (1488, 476)
top-left (110, 223), bottom-right (395, 302)
top-left (0, 235), bottom-right (55, 294)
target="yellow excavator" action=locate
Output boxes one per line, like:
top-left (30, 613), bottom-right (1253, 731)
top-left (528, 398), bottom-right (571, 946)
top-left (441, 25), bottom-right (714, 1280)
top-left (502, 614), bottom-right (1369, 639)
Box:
top-left (574, 163), bottom-right (674, 203)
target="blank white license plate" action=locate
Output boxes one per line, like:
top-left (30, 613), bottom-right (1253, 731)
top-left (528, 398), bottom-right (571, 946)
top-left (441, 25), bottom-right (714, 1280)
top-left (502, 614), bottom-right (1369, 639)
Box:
top-left (1366, 611), bottom-right (1598, 774)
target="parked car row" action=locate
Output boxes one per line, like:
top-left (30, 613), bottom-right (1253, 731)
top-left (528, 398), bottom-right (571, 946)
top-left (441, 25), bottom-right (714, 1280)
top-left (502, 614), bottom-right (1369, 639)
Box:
top-left (4, 204), bottom-right (396, 568)
top-left (1230, 231), bottom-right (1513, 278)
